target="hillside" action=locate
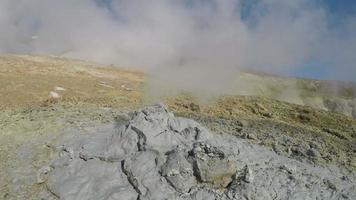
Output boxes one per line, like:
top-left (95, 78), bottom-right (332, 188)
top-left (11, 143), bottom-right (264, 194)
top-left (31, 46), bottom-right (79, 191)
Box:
top-left (1, 54), bottom-right (355, 117)
top-left (0, 54), bottom-right (144, 108)
top-left (0, 55), bottom-right (355, 199)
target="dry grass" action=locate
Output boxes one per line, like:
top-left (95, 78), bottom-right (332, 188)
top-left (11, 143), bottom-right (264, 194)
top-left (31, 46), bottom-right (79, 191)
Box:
top-left (0, 54), bottom-right (144, 109)
top-left (1, 54), bottom-right (355, 136)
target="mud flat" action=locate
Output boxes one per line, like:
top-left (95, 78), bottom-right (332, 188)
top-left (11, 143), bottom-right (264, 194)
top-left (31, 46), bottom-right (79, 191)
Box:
top-left (2, 104), bottom-right (354, 199)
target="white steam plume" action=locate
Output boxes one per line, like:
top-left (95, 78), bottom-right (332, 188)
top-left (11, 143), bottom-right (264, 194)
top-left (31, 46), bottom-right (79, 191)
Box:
top-left (0, 0), bottom-right (355, 95)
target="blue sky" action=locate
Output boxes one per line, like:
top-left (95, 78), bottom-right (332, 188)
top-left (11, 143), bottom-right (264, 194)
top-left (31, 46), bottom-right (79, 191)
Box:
top-left (1, 0), bottom-right (355, 82)
top-left (95, 0), bottom-right (356, 81)
top-left (247, 0), bottom-right (356, 81)
top-left (296, 0), bottom-right (356, 81)
top-left (326, 0), bottom-right (356, 15)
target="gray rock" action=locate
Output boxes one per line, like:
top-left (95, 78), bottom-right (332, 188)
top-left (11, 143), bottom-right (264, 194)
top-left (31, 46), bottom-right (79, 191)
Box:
top-left (190, 142), bottom-right (237, 188)
top-left (161, 148), bottom-right (196, 193)
top-left (306, 148), bottom-right (321, 158)
top-left (43, 104), bottom-right (356, 200)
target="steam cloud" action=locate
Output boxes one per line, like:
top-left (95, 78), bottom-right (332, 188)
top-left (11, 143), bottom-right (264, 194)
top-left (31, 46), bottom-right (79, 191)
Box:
top-left (1, 0), bottom-right (355, 95)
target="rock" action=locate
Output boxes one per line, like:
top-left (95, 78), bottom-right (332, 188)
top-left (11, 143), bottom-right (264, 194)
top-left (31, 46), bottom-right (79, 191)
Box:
top-left (43, 104), bottom-right (356, 200)
top-left (49, 91), bottom-right (60, 99)
top-left (127, 104), bottom-right (213, 152)
top-left (279, 164), bottom-right (296, 174)
top-left (272, 142), bottom-right (285, 155)
top-left (54, 86), bottom-right (66, 91)
top-left (240, 165), bottom-right (253, 183)
top-left (161, 148), bottom-right (196, 193)
top-left (290, 144), bottom-right (309, 157)
top-left (226, 166), bottom-right (256, 200)
top-left (228, 165), bottom-right (253, 185)
top-left (324, 179), bottom-right (337, 191)
top-left (247, 133), bottom-right (257, 140)
top-left (298, 113), bottom-right (311, 122)
top-left (190, 142), bottom-right (237, 188)
top-left (306, 148), bottom-right (321, 158)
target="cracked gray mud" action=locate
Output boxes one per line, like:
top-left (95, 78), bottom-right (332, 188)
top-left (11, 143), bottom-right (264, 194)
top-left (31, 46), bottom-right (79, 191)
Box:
top-left (43, 104), bottom-right (356, 200)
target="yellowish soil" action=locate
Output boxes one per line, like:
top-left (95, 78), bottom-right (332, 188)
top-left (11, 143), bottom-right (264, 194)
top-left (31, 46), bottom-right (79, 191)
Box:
top-left (0, 54), bottom-right (144, 109)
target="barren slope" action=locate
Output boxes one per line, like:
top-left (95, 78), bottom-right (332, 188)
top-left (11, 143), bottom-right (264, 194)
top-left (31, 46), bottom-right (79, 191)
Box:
top-left (0, 55), bottom-right (355, 199)
top-left (0, 54), bottom-right (143, 108)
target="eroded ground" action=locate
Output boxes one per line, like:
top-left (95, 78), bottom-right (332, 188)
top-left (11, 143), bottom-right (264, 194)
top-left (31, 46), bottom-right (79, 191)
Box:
top-left (0, 55), bottom-right (355, 199)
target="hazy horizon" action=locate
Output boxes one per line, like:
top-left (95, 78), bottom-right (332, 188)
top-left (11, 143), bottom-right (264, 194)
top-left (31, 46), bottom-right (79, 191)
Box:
top-left (1, 0), bottom-right (355, 85)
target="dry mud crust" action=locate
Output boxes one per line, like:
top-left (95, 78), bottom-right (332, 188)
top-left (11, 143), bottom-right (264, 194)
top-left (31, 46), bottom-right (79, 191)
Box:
top-left (33, 105), bottom-right (356, 200)
top-left (0, 103), bottom-right (130, 200)
top-left (1, 98), bottom-right (356, 199)
top-left (189, 114), bottom-right (356, 171)
top-left (168, 95), bottom-right (356, 170)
